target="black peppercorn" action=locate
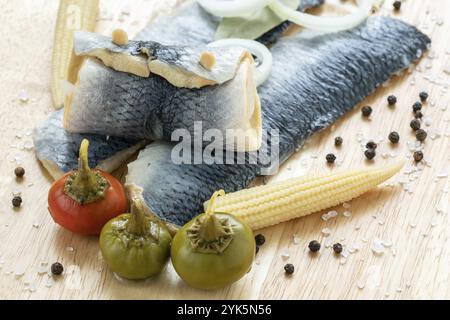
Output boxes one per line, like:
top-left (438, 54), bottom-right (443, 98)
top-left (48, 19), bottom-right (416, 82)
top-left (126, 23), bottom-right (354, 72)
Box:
top-left (388, 131), bottom-right (400, 144)
top-left (333, 243), bottom-right (343, 254)
top-left (410, 119), bottom-right (421, 131)
top-left (51, 262), bottom-right (64, 276)
top-left (366, 141), bottom-right (377, 150)
top-left (419, 91), bottom-right (429, 102)
top-left (412, 102), bottom-right (422, 112)
top-left (334, 136), bottom-right (343, 147)
top-left (326, 153), bottom-right (336, 164)
top-left (12, 196), bottom-right (22, 208)
top-left (413, 151), bottom-right (424, 162)
top-left (416, 129), bottom-right (427, 142)
top-left (308, 240), bottom-right (321, 252)
top-left (255, 234), bottom-right (265, 246)
top-left (14, 167), bottom-right (25, 178)
top-left (414, 111), bottom-right (423, 119)
top-left (284, 263), bottom-right (295, 275)
top-left (255, 246), bottom-right (260, 254)
top-left (361, 105), bottom-right (372, 117)
top-left (393, 0), bottom-right (401, 10)
top-left (365, 149), bottom-right (376, 160)
top-left (387, 95), bottom-right (397, 106)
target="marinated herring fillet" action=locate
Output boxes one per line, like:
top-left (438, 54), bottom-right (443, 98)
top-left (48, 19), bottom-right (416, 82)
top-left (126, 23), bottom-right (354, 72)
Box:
top-left (73, 31), bottom-right (254, 88)
top-left (33, 110), bottom-right (144, 179)
top-left (62, 1), bottom-right (324, 152)
top-left (126, 17), bottom-right (430, 227)
top-left (63, 56), bottom-right (262, 152)
top-left (36, 1), bottom-right (318, 176)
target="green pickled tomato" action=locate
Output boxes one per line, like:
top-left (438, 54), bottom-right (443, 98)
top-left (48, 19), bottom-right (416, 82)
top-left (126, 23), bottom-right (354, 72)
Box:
top-left (100, 209), bottom-right (172, 280)
top-left (171, 212), bottom-right (255, 290)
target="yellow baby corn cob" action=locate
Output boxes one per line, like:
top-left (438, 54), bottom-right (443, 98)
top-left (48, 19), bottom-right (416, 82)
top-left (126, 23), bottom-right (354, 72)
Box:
top-left (207, 161), bottom-right (404, 230)
top-left (51, 0), bottom-right (99, 108)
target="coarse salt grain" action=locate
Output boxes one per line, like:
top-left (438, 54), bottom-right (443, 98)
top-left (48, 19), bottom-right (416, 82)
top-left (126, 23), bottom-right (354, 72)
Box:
top-left (371, 239), bottom-right (385, 255)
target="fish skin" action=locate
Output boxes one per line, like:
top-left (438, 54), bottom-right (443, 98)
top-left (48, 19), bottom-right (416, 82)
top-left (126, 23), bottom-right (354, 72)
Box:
top-left (64, 57), bottom-right (262, 152)
top-left (126, 16), bottom-right (431, 227)
top-left (33, 110), bottom-right (143, 179)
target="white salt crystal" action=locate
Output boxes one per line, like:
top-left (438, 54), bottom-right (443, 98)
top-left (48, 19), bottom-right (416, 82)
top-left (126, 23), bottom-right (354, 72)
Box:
top-left (327, 210), bottom-right (338, 218)
top-left (281, 250), bottom-right (290, 260)
top-left (324, 238), bottom-right (333, 248)
top-left (14, 265), bottom-right (26, 277)
top-left (19, 89), bottom-right (29, 103)
top-left (23, 141), bottom-right (34, 151)
top-left (382, 240), bottom-right (393, 248)
top-left (292, 234), bottom-right (300, 245)
top-left (371, 239), bottom-right (385, 255)
top-left (321, 228), bottom-right (331, 236)
top-left (45, 277), bottom-right (54, 288)
top-left (343, 211), bottom-right (352, 218)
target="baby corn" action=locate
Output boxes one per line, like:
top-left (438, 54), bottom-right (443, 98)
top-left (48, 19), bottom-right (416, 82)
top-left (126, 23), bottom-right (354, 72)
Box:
top-left (207, 162), bottom-right (404, 230)
top-left (51, 0), bottom-right (99, 108)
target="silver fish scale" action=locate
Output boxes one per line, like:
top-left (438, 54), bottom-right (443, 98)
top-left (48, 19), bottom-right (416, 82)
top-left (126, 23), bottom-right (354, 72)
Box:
top-left (128, 17), bottom-right (431, 226)
top-left (33, 110), bottom-right (139, 173)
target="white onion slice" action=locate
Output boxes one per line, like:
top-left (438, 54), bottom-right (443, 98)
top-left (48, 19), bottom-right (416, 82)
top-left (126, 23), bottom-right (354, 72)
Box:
top-left (197, 0), bottom-right (272, 18)
top-left (269, 0), bottom-right (377, 32)
top-left (208, 39), bottom-right (272, 86)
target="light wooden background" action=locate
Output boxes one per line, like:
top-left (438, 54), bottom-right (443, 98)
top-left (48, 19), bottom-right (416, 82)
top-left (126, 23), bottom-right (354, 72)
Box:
top-left (0, 0), bottom-right (449, 300)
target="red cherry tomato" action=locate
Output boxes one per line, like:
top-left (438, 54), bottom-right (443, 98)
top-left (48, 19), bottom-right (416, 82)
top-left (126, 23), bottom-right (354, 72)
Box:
top-left (48, 170), bottom-right (128, 235)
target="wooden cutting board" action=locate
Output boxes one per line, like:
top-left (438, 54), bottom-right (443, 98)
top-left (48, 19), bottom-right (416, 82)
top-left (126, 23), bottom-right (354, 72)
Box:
top-left (0, 0), bottom-right (449, 299)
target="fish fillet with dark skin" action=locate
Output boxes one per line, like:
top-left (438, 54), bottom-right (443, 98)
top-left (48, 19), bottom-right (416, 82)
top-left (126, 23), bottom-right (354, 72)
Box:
top-left (126, 17), bottom-right (431, 228)
top-left (34, 1), bottom-right (323, 175)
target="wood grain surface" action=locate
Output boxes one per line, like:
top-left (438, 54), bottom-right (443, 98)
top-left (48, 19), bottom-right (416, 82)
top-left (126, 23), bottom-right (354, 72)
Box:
top-left (0, 0), bottom-right (449, 300)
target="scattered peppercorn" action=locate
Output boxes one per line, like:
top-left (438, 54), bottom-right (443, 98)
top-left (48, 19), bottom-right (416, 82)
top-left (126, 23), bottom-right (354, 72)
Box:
top-left (284, 263), bottom-right (295, 275)
top-left (416, 129), bottom-right (427, 142)
top-left (419, 91), bottom-right (429, 102)
top-left (12, 196), bottom-right (22, 208)
top-left (51, 262), bottom-right (64, 276)
top-left (14, 167), bottom-right (25, 178)
top-left (326, 153), bottom-right (336, 164)
top-left (334, 136), bottom-right (343, 147)
top-left (393, 0), bottom-right (401, 11)
top-left (366, 141), bottom-right (377, 150)
top-left (412, 102), bottom-right (422, 112)
top-left (413, 151), bottom-right (424, 162)
top-left (387, 95), bottom-right (397, 106)
top-left (365, 149), bottom-right (376, 160)
top-left (410, 119), bottom-right (421, 131)
top-left (388, 131), bottom-right (400, 144)
top-left (361, 105), bottom-right (372, 117)
top-left (414, 111), bottom-right (423, 119)
top-left (333, 243), bottom-right (343, 254)
top-left (308, 240), bottom-right (321, 252)
top-left (255, 234), bottom-right (265, 246)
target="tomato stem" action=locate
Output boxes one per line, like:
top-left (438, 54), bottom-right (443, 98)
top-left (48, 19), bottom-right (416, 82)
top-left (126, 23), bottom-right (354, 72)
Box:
top-left (64, 139), bottom-right (109, 204)
top-left (186, 190), bottom-right (234, 253)
top-left (126, 199), bottom-right (150, 236)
